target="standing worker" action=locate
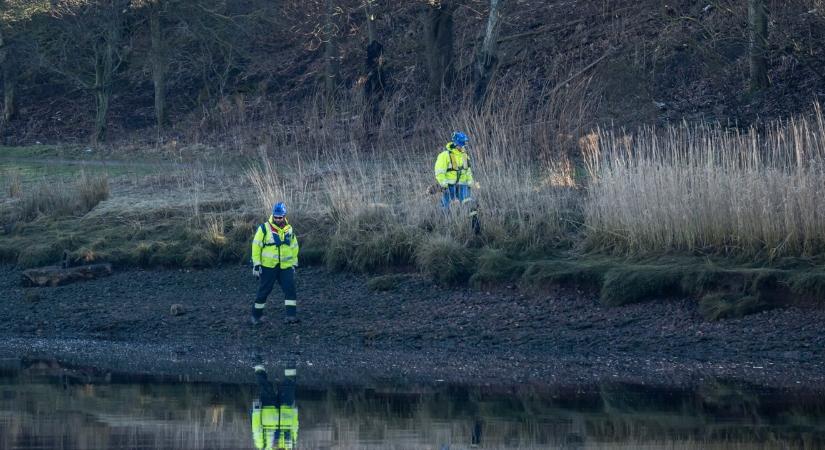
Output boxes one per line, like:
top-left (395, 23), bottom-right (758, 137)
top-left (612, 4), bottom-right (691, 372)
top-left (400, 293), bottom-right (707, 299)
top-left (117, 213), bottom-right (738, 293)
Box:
top-left (434, 131), bottom-right (474, 208)
top-left (434, 131), bottom-right (481, 233)
top-left (251, 202), bottom-right (300, 325)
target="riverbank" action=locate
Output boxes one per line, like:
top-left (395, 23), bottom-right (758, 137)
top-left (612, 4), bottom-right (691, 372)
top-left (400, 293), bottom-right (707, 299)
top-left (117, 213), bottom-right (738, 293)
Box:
top-left (2, 264), bottom-right (824, 390)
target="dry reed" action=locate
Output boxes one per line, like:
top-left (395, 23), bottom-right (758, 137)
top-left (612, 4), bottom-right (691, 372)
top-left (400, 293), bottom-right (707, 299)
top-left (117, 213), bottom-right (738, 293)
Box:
top-left (584, 105), bottom-right (825, 257)
top-left (246, 91), bottom-right (581, 274)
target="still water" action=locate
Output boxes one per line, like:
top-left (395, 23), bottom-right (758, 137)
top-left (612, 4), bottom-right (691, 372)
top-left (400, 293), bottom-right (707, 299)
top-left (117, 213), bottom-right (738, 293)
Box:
top-left (1, 361), bottom-right (825, 450)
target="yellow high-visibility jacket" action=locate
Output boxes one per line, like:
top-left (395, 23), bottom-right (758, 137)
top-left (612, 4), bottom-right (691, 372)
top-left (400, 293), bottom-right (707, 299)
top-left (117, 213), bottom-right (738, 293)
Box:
top-left (434, 143), bottom-right (473, 187)
top-left (251, 217), bottom-right (299, 269)
top-left (251, 405), bottom-right (299, 449)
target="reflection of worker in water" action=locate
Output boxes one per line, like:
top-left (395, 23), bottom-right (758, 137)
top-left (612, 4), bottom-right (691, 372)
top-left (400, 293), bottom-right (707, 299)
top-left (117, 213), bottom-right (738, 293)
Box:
top-left (251, 365), bottom-right (299, 450)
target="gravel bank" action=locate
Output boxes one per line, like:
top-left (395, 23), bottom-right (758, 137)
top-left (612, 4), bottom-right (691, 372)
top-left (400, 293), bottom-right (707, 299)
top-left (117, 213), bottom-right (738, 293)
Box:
top-left (1, 265), bottom-right (824, 389)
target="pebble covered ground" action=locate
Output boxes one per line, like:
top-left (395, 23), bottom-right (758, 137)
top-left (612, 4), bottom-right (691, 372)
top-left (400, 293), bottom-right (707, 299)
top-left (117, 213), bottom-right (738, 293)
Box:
top-left (1, 265), bottom-right (824, 389)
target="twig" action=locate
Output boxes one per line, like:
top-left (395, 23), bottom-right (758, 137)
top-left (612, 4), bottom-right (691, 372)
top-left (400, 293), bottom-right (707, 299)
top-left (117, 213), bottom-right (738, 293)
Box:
top-left (544, 47), bottom-right (615, 96)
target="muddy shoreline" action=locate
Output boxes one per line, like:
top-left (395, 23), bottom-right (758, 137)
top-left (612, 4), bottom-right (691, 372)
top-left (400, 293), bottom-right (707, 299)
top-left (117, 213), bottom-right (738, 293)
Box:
top-left (1, 265), bottom-right (824, 390)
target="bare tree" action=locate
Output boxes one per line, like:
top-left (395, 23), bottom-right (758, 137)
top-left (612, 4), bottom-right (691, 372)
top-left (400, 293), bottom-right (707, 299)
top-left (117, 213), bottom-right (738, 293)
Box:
top-left (474, 0), bottom-right (505, 104)
top-left (423, 0), bottom-right (456, 98)
top-left (748, 0), bottom-right (769, 92)
top-left (34, 0), bottom-right (131, 144)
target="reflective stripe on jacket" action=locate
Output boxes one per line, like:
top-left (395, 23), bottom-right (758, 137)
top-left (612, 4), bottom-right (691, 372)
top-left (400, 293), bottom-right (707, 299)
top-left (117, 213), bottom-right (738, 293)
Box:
top-left (434, 143), bottom-right (473, 187)
top-left (251, 217), bottom-right (300, 269)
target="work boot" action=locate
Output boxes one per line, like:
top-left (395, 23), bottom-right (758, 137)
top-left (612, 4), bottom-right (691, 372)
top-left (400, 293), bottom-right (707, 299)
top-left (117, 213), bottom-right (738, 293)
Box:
top-left (250, 315), bottom-right (267, 326)
top-left (283, 316), bottom-right (300, 324)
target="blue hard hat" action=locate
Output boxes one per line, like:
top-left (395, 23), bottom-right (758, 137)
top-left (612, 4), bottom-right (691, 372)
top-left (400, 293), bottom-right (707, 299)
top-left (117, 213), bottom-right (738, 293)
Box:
top-left (452, 131), bottom-right (469, 147)
top-left (272, 202), bottom-right (287, 217)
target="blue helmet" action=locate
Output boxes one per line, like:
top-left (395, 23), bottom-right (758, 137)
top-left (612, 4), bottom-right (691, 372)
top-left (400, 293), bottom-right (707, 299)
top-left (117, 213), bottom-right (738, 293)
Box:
top-left (451, 131), bottom-right (469, 147)
top-left (272, 202), bottom-right (287, 217)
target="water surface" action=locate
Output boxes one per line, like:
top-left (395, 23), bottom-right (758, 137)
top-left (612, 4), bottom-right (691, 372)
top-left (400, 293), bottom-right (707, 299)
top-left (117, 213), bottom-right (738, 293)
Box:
top-left (1, 362), bottom-right (824, 449)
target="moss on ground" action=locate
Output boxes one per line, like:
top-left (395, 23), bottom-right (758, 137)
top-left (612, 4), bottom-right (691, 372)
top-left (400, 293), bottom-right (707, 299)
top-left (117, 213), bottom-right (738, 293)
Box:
top-left (366, 274), bottom-right (411, 292)
top-left (600, 266), bottom-right (683, 306)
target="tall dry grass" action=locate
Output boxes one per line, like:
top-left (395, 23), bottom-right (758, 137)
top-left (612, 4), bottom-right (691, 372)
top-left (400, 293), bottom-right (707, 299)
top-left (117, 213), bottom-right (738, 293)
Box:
top-left (15, 170), bottom-right (110, 222)
top-left (584, 105), bottom-right (825, 257)
top-left (246, 83), bottom-right (587, 274)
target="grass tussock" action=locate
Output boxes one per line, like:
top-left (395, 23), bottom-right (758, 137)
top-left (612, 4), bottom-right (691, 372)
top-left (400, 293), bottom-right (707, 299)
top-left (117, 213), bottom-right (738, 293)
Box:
top-left (415, 236), bottom-right (477, 285)
top-left (788, 272), bottom-right (825, 300)
top-left (469, 249), bottom-right (526, 287)
top-left (699, 293), bottom-right (773, 321)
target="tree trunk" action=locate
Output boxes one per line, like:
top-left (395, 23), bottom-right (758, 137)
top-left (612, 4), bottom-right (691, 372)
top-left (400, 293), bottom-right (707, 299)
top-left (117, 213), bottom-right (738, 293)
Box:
top-left (0, 27), bottom-right (14, 123)
top-left (149, 4), bottom-right (167, 132)
top-left (92, 41), bottom-right (113, 144)
top-left (91, 3), bottom-right (123, 144)
top-left (423, 2), bottom-right (457, 98)
top-left (323, 0), bottom-right (338, 99)
top-left (2, 67), bottom-right (15, 123)
top-left (748, 0), bottom-right (769, 92)
top-left (94, 83), bottom-right (110, 144)
top-left (474, 0), bottom-right (505, 105)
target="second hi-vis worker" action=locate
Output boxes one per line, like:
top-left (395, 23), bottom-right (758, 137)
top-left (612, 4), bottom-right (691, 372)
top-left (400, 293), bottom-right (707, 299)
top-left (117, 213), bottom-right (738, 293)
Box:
top-left (251, 365), bottom-right (299, 450)
top-left (251, 202), bottom-right (300, 325)
top-left (434, 131), bottom-right (474, 209)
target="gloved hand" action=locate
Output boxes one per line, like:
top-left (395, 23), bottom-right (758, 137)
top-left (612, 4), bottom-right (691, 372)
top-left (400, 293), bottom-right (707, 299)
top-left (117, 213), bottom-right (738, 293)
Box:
top-left (252, 265), bottom-right (262, 278)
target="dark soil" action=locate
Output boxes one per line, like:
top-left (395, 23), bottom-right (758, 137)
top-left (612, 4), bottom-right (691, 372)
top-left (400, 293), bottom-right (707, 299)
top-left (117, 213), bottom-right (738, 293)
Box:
top-left (1, 264), bottom-right (824, 389)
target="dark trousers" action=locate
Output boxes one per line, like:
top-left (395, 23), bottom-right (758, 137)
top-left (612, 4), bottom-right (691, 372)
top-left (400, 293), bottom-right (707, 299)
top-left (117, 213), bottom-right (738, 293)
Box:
top-left (441, 184), bottom-right (472, 208)
top-left (256, 370), bottom-right (296, 408)
top-left (254, 266), bottom-right (297, 318)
